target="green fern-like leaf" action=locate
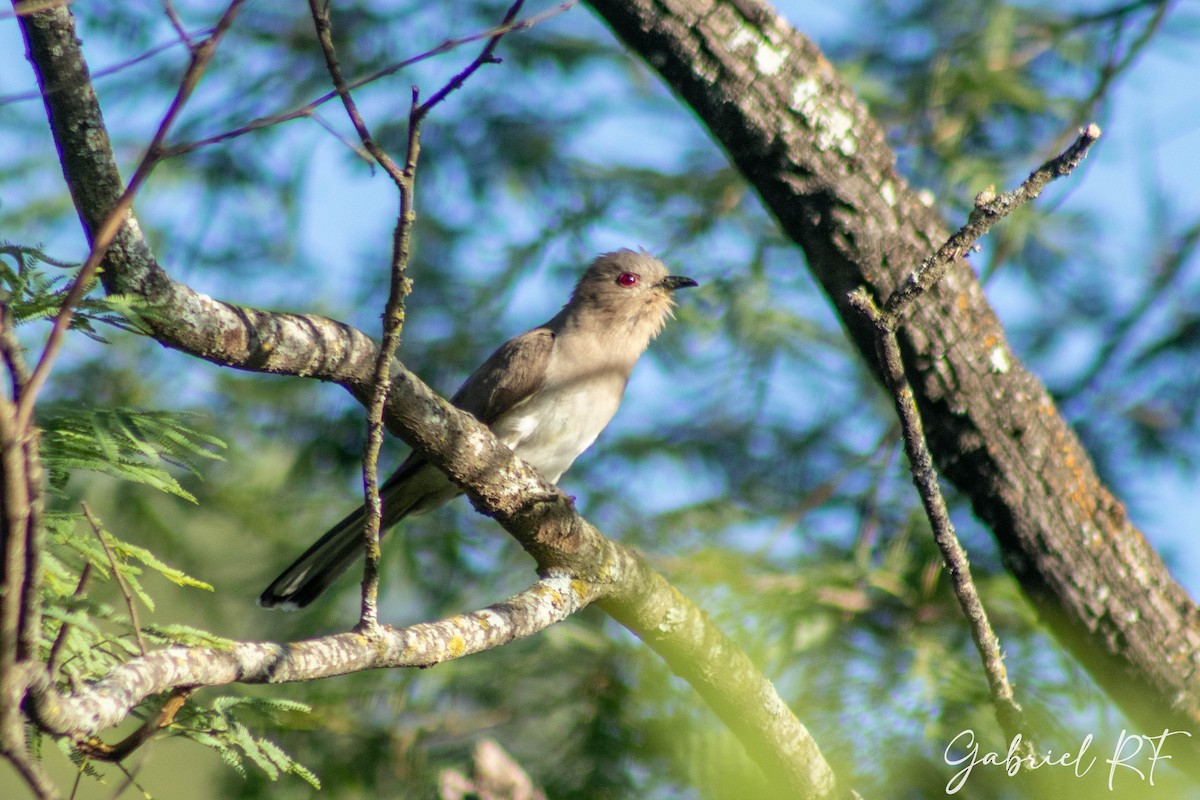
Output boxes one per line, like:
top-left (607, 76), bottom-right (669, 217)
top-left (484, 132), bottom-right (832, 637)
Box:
top-left (111, 537), bottom-right (214, 591)
top-left (210, 696), bottom-right (313, 717)
top-left (0, 243), bottom-right (160, 340)
top-left (40, 406), bottom-right (225, 501)
top-left (170, 695), bottom-right (319, 785)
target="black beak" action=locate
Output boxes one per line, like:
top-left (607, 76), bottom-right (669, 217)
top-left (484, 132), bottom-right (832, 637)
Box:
top-left (658, 275), bottom-right (699, 291)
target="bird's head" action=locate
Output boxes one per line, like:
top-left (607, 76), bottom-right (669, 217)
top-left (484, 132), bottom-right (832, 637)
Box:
top-left (568, 249), bottom-right (698, 340)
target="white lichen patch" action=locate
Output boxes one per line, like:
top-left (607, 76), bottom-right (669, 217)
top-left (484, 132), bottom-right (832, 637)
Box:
top-left (728, 26), bottom-right (789, 76)
top-left (791, 76), bottom-right (818, 108)
top-left (989, 345), bottom-right (1011, 374)
top-left (823, 107), bottom-right (856, 155)
top-left (790, 77), bottom-right (857, 156)
top-left (755, 41), bottom-right (788, 75)
top-left (880, 181), bottom-right (897, 208)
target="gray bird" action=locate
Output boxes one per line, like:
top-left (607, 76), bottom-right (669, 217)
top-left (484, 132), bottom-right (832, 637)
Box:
top-left (259, 249), bottom-right (697, 609)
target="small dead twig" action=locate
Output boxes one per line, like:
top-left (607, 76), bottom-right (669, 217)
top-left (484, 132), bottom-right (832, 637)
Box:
top-left (848, 124), bottom-right (1102, 745)
top-left (308, 0), bottom-right (528, 631)
top-left (82, 503), bottom-right (147, 658)
top-left (47, 563), bottom-right (93, 678)
top-left (164, 2), bottom-right (576, 160)
top-left (76, 687), bottom-right (192, 762)
top-left (14, 0), bottom-right (249, 436)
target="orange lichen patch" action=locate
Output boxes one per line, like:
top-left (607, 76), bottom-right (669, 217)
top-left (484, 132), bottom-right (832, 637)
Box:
top-left (1043, 416), bottom-right (1103, 520)
top-left (1065, 455), bottom-right (1100, 519)
top-left (534, 582), bottom-right (564, 605)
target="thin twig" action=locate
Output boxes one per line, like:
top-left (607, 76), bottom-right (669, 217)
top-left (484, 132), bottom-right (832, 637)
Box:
top-left (13, 0), bottom-right (248, 436)
top-left (48, 563), bottom-right (93, 679)
top-left (414, 0), bottom-right (527, 121)
top-left (309, 0), bottom-right (527, 631)
top-left (882, 124), bottom-right (1102, 323)
top-left (850, 288), bottom-right (1030, 742)
top-left (0, 29), bottom-right (212, 106)
top-left (848, 124), bottom-right (1102, 746)
top-left (1057, 2), bottom-right (1168, 153)
top-left (161, 2), bottom-right (575, 160)
top-left (160, 0), bottom-right (195, 49)
top-left (307, 0), bottom-right (403, 631)
top-left (1061, 216), bottom-right (1200, 401)
top-left (0, 743), bottom-right (58, 800)
top-left (308, 0), bottom-right (407, 184)
top-left (308, 111), bottom-right (373, 164)
top-left (82, 503), bottom-right (147, 658)
top-left (76, 687), bottom-right (192, 762)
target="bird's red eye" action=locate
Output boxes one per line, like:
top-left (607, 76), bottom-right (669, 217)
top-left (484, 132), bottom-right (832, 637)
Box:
top-left (617, 272), bottom-right (639, 287)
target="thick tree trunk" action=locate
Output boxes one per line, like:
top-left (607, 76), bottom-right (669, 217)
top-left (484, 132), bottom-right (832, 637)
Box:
top-left (585, 0), bottom-right (1200, 745)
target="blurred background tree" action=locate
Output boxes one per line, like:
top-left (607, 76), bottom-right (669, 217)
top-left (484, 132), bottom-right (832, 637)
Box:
top-left (2, 0), bottom-right (1199, 797)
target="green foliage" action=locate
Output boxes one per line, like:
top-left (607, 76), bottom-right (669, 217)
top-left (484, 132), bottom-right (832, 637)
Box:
top-left (0, 243), bottom-right (157, 341)
top-left (40, 508), bottom-right (219, 679)
top-left (0, 257), bottom-right (318, 788)
top-left (172, 697), bottom-right (321, 788)
top-left (37, 475), bottom-right (321, 789)
top-left (40, 405), bottom-right (226, 502)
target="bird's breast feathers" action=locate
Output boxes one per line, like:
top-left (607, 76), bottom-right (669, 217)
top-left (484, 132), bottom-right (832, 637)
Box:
top-left (490, 362), bottom-right (626, 483)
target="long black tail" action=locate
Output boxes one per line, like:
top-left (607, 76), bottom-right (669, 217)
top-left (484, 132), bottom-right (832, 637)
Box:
top-left (258, 457), bottom-right (459, 610)
top-left (257, 502), bottom-right (372, 610)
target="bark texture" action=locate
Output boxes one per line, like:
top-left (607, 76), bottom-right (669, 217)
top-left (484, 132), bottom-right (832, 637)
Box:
top-left (584, 0), bottom-right (1200, 740)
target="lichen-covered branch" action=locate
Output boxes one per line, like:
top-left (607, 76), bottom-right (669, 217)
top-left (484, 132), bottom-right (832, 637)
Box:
top-left (26, 575), bottom-right (589, 740)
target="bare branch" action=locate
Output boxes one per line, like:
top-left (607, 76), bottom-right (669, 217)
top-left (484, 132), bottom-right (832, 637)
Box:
top-left (161, 2), bottom-right (576, 160)
top-left (0, 32), bottom-right (204, 106)
top-left (415, 0), bottom-right (526, 120)
top-left (160, 0), bottom-right (194, 48)
top-left (881, 124), bottom-right (1102, 324)
top-left (76, 687), bottom-right (192, 762)
top-left (47, 563), bottom-right (92, 679)
top-left (83, 504), bottom-right (147, 658)
top-left (26, 575), bottom-right (592, 739)
top-left (848, 125), bottom-right (1102, 745)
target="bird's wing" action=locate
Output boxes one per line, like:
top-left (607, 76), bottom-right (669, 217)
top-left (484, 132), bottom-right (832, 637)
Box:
top-left (450, 327), bottom-right (554, 424)
top-left (376, 327), bottom-right (553, 510)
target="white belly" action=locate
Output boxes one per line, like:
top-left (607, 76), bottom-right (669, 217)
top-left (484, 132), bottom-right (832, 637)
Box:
top-left (491, 377), bottom-right (623, 483)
